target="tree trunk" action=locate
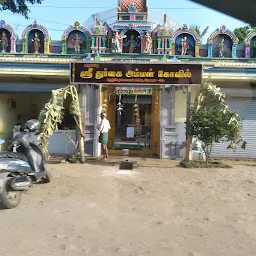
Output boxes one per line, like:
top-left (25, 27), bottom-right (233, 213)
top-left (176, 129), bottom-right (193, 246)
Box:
top-left (77, 115), bottom-right (85, 163)
top-left (70, 85), bottom-right (85, 163)
top-left (185, 135), bottom-right (193, 161)
top-left (185, 86), bottom-right (192, 161)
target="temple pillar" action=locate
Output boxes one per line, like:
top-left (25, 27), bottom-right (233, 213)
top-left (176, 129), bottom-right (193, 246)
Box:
top-left (90, 36), bottom-right (96, 53)
top-left (86, 39), bottom-right (91, 53)
top-left (91, 36), bottom-right (95, 48)
top-left (159, 86), bottom-right (179, 158)
top-left (195, 42), bottom-right (200, 57)
top-left (151, 86), bottom-right (160, 155)
top-left (44, 38), bottom-right (50, 54)
top-left (102, 37), bottom-right (106, 47)
top-left (101, 37), bottom-right (106, 53)
top-left (61, 35), bottom-right (67, 54)
top-left (96, 36), bottom-right (100, 48)
top-left (22, 38), bottom-right (27, 53)
top-left (170, 87), bottom-right (175, 125)
top-left (10, 36), bottom-right (16, 53)
top-left (232, 44), bottom-right (237, 58)
top-left (162, 37), bottom-right (167, 51)
top-left (207, 42), bottom-right (212, 57)
top-left (170, 40), bottom-right (175, 55)
top-left (245, 42), bottom-right (250, 58)
top-left (157, 38), bottom-right (161, 54)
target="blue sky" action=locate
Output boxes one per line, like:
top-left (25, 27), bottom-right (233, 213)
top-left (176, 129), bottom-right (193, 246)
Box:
top-left (0, 0), bottom-right (247, 43)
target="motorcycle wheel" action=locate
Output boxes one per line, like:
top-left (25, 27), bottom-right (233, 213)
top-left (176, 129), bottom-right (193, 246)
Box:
top-left (0, 179), bottom-right (22, 209)
top-left (41, 170), bottom-right (51, 183)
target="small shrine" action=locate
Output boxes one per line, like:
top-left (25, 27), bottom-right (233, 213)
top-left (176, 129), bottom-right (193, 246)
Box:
top-left (244, 29), bottom-right (256, 58)
top-left (61, 21), bottom-right (91, 54)
top-left (0, 20), bottom-right (17, 53)
top-left (90, 21), bottom-right (108, 53)
top-left (109, 0), bottom-right (153, 54)
top-left (207, 25), bottom-right (239, 58)
top-left (173, 24), bottom-right (201, 57)
top-left (156, 15), bottom-right (174, 55)
top-left (21, 20), bottom-right (50, 54)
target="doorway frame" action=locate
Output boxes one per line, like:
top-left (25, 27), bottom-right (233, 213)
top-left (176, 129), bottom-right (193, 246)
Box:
top-left (101, 85), bottom-right (160, 156)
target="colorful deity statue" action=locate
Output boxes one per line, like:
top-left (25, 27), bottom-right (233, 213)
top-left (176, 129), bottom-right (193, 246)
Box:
top-left (0, 31), bottom-right (8, 53)
top-left (143, 32), bottom-right (152, 53)
top-left (72, 33), bottom-right (82, 53)
top-left (181, 36), bottom-right (188, 55)
top-left (112, 32), bottom-right (122, 53)
top-left (123, 34), bottom-right (140, 53)
top-left (32, 32), bottom-right (40, 53)
top-left (219, 37), bottom-right (225, 58)
top-left (129, 35), bottom-right (136, 53)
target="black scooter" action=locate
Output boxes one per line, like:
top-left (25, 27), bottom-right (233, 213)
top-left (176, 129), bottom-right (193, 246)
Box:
top-left (0, 119), bottom-right (51, 209)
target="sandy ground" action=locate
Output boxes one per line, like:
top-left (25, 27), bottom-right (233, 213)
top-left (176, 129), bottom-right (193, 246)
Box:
top-left (0, 157), bottom-right (255, 256)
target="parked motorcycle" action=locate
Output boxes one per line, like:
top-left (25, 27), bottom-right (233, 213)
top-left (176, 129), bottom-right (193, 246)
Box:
top-left (0, 119), bottom-right (51, 209)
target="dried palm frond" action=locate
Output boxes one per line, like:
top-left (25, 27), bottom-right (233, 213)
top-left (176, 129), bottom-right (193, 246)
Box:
top-left (38, 85), bottom-right (84, 160)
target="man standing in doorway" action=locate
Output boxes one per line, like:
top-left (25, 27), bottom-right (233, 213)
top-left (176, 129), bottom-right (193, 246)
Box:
top-left (98, 113), bottom-right (111, 160)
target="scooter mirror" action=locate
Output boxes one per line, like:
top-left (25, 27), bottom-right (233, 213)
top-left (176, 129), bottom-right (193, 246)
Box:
top-left (0, 139), bottom-right (5, 145)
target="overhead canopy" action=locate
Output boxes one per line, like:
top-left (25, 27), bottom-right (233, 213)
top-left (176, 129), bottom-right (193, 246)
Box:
top-left (191, 0), bottom-right (255, 25)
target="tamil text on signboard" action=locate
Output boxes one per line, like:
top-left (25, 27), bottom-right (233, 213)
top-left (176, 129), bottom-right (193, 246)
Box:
top-left (70, 62), bottom-right (202, 85)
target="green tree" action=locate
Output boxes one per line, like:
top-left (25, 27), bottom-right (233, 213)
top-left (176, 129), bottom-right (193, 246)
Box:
top-left (190, 106), bottom-right (245, 163)
top-left (187, 81), bottom-right (246, 163)
top-left (0, 0), bottom-right (42, 19)
top-left (234, 26), bottom-right (252, 44)
top-left (191, 25), bottom-right (209, 39)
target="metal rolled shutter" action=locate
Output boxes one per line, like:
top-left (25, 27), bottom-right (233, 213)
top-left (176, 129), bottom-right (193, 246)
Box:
top-left (211, 97), bottom-right (256, 159)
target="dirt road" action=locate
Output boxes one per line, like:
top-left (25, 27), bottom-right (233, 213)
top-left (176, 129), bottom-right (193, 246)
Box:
top-left (0, 158), bottom-right (255, 256)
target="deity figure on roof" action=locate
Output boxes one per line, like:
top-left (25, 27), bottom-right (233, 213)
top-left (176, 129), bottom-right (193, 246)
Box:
top-left (0, 31), bottom-right (8, 53)
top-left (219, 37), bottom-right (226, 58)
top-left (181, 36), bottom-right (188, 55)
top-left (123, 34), bottom-right (140, 53)
top-left (72, 33), bottom-right (82, 53)
top-left (129, 35), bottom-right (136, 53)
top-left (112, 32), bottom-right (122, 53)
top-left (143, 32), bottom-right (152, 53)
top-left (32, 32), bottom-right (40, 53)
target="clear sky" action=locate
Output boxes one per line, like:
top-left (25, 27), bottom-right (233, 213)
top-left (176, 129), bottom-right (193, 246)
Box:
top-left (0, 0), bottom-right (248, 43)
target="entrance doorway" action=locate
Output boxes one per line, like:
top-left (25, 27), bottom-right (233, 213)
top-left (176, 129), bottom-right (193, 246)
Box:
top-left (102, 85), bottom-right (160, 155)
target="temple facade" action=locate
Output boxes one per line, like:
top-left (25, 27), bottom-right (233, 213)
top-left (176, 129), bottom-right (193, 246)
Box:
top-left (0, 0), bottom-right (255, 159)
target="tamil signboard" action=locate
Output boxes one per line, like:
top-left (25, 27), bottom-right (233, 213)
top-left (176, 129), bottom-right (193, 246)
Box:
top-left (70, 62), bottom-right (202, 85)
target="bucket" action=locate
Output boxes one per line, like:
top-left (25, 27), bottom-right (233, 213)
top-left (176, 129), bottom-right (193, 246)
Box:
top-left (122, 149), bottom-right (129, 156)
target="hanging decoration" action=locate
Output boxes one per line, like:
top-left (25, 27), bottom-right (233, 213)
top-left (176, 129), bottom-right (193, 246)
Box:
top-left (117, 94), bottom-right (123, 116)
top-left (102, 98), bottom-right (108, 113)
top-left (133, 95), bottom-right (141, 137)
top-left (154, 94), bottom-right (159, 114)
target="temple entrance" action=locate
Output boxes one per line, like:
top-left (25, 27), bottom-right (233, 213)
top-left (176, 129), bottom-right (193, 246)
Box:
top-left (102, 85), bottom-right (160, 155)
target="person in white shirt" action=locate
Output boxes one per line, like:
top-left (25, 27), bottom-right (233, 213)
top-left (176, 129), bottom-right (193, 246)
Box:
top-left (98, 113), bottom-right (111, 160)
